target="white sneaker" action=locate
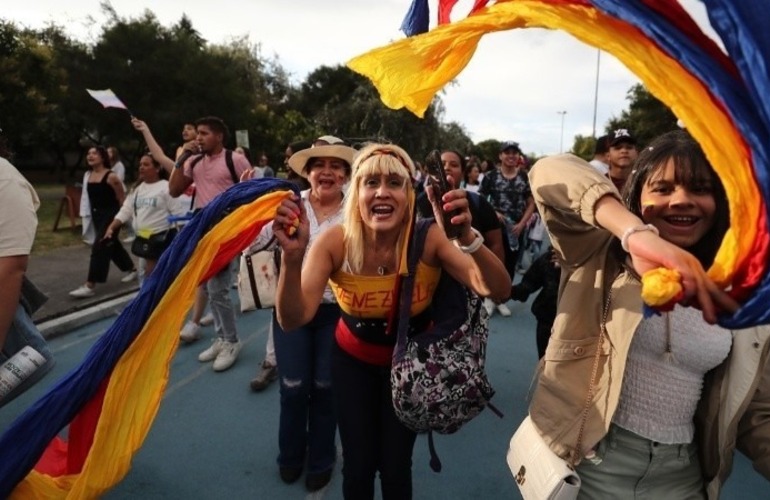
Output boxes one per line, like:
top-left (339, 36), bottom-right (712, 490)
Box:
top-left (212, 340), bottom-right (242, 371)
top-left (199, 312), bottom-right (215, 327)
top-left (483, 298), bottom-right (496, 317)
top-left (121, 271), bottom-right (138, 283)
top-left (69, 285), bottom-right (95, 298)
top-left (180, 321), bottom-right (202, 343)
top-left (198, 338), bottom-right (226, 362)
top-left (496, 303), bottom-right (512, 317)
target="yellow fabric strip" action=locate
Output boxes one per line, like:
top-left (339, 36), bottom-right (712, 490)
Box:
top-left (13, 190), bottom-right (291, 499)
top-left (347, 0), bottom-right (761, 287)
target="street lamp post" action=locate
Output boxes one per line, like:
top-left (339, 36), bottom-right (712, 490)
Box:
top-left (557, 110), bottom-right (567, 153)
top-left (592, 49), bottom-right (601, 138)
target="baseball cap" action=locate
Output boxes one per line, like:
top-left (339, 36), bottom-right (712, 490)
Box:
top-left (500, 141), bottom-right (521, 153)
top-left (610, 129), bottom-right (636, 147)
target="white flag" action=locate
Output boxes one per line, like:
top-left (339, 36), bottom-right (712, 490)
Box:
top-left (86, 89), bottom-right (128, 110)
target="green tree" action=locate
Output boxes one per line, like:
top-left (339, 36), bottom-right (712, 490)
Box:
top-left (293, 65), bottom-right (451, 159)
top-left (605, 83), bottom-right (678, 148)
top-left (471, 139), bottom-right (503, 166)
top-left (0, 21), bottom-right (92, 178)
top-left (571, 134), bottom-right (596, 160)
top-left (82, 6), bottom-right (292, 176)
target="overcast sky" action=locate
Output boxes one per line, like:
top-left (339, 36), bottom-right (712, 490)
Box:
top-left (8, 0), bottom-right (716, 155)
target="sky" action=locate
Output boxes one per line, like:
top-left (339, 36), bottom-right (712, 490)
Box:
top-left (7, 0), bottom-right (717, 156)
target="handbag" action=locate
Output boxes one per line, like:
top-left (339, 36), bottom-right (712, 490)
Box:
top-left (507, 280), bottom-right (614, 499)
top-left (131, 228), bottom-right (177, 260)
top-left (506, 416), bottom-right (581, 500)
top-left (238, 235), bottom-right (280, 312)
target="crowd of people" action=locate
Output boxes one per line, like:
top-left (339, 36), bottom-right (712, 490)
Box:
top-left (4, 116), bottom-right (770, 499)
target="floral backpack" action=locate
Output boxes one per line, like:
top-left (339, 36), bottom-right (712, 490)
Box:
top-left (391, 219), bottom-right (502, 471)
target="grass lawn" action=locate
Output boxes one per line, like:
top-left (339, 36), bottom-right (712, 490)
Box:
top-left (32, 184), bottom-right (85, 255)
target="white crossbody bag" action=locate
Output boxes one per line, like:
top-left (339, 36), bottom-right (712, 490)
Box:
top-left (507, 286), bottom-right (613, 499)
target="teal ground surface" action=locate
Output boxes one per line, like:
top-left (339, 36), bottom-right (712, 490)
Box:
top-left (2, 293), bottom-right (767, 499)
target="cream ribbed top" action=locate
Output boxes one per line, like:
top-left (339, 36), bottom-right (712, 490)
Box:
top-left (613, 305), bottom-right (732, 444)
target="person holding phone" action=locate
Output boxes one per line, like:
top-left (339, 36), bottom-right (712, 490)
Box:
top-left (272, 143), bottom-right (510, 499)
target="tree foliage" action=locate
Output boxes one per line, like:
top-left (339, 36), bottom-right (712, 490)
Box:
top-left (604, 84), bottom-right (679, 148)
top-left (4, 9), bottom-right (654, 181)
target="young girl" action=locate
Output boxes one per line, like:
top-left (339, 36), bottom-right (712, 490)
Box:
top-left (464, 163), bottom-right (481, 193)
top-left (525, 130), bottom-right (769, 498)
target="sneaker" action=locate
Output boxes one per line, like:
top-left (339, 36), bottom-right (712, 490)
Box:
top-left (305, 469), bottom-right (332, 492)
top-left (483, 298), bottom-right (496, 317)
top-left (496, 303), bottom-right (512, 317)
top-left (212, 340), bottom-right (241, 371)
top-left (120, 270), bottom-right (138, 283)
top-left (199, 312), bottom-right (215, 327)
top-left (198, 338), bottom-right (226, 362)
top-left (250, 361), bottom-right (278, 391)
top-left (69, 285), bottom-right (95, 298)
top-left (179, 321), bottom-right (202, 343)
top-left (280, 466), bottom-right (303, 484)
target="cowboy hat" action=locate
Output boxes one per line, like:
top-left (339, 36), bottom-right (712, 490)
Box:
top-left (287, 139), bottom-right (356, 178)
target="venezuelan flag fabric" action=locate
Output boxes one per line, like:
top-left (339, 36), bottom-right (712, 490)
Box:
top-left (349, 0), bottom-right (770, 329)
top-left (0, 178), bottom-right (298, 498)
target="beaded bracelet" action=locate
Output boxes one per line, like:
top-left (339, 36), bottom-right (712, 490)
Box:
top-left (621, 224), bottom-right (659, 252)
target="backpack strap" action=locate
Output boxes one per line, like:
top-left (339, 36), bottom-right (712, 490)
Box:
top-left (189, 154), bottom-right (205, 170)
top-left (393, 218), bottom-right (434, 362)
top-left (188, 150), bottom-right (239, 186)
top-left (224, 149), bottom-right (238, 185)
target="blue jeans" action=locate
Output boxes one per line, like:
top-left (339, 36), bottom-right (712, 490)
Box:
top-left (273, 304), bottom-right (339, 474)
top-left (206, 261), bottom-right (238, 343)
top-left (0, 304), bottom-right (55, 409)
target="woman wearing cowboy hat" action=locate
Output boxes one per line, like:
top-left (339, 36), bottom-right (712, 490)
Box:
top-left (244, 135), bottom-right (354, 491)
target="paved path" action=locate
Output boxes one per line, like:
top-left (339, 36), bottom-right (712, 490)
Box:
top-left (2, 288), bottom-right (766, 498)
top-left (27, 243), bottom-right (139, 337)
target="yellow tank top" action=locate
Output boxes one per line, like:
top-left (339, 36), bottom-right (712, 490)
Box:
top-left (330, 262), bottom-right (441, 318)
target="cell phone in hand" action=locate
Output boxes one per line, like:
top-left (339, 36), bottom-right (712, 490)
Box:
top-left (425, 149), bottom-right (462, 240)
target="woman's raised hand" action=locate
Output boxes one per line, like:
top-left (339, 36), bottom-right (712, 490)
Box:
top-left (131, 117), bottom-right (148, 132)
top-left (273, 195), bottom-right (309, 257)
top-left (625, 229), bottom-right (739, 323)
top-left (426, 175), bottom-right (473, 242)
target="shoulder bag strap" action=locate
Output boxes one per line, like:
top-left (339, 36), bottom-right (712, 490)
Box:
top-left (570, 256), bottom-right (621, 465)
top-left (393, 218), bottom-right (433, 362)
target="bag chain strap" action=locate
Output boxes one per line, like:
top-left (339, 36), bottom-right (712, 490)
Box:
top-left (571, 286), bottom-right (613, 466)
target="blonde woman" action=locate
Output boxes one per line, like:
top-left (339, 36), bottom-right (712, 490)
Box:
top-left (273, 143), bottom-right (510, 499)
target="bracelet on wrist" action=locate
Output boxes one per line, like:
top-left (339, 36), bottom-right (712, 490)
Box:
top-left (621, 224), bottom-right (659, 252)
top-left (454, 227), bottom-right (484, 254)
